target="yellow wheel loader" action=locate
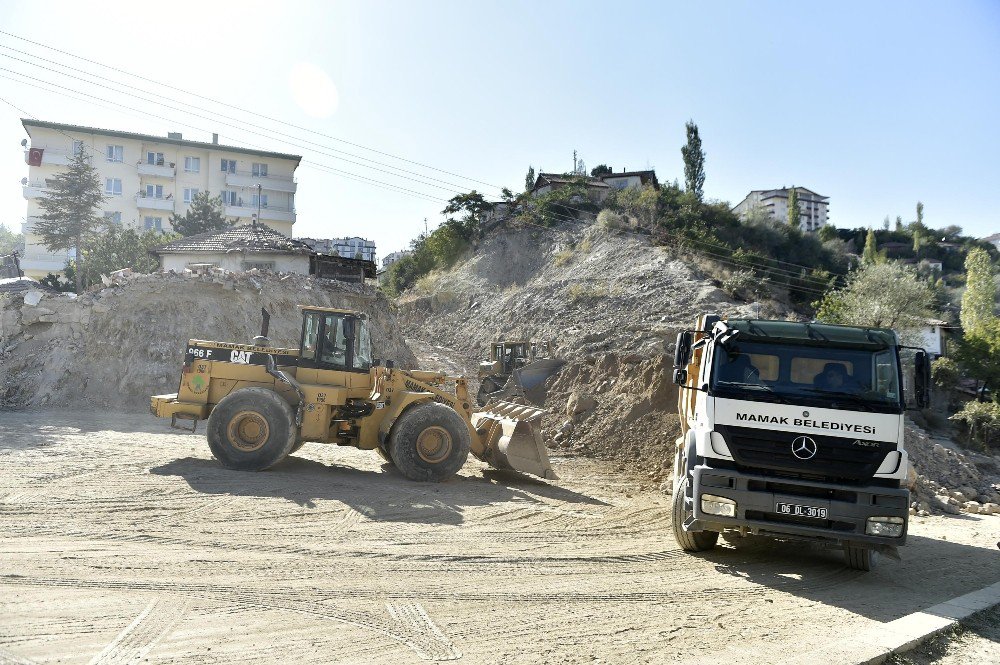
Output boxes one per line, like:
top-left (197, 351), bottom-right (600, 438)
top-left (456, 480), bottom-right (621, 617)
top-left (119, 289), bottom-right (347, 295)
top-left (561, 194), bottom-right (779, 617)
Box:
top-left (476, 340), bottom-right (565, 406)
top-left (151, 307), bottom-right (557, 481)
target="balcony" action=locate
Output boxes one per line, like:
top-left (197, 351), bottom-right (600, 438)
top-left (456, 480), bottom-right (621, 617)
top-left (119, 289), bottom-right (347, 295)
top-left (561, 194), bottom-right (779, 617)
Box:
top-left (22, 181), bottom-right (49, 199)
top-left (23, 148), bottom-right (74, 167)
top-left (137, 161), bottom-right (176, 178)
top-left (136, 194), bottom-right (175, 212)
top-left (19, 251), bottom-right (72, 274)
top-left (224, 203), bottom-right (295, 223)
top-left (224, 170), bottom-right (297, 193)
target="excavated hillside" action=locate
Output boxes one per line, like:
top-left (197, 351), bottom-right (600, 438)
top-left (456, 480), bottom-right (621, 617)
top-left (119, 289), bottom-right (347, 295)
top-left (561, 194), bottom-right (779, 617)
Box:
top-left (0, 271), bottom-right (415, 411)
top-left (397, 224), bottom-right (765, 485)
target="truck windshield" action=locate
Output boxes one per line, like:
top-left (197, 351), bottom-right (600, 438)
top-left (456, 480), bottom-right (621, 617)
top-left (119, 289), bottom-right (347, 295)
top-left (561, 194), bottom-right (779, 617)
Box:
top-left (710, 339), bottom-right (902, 413)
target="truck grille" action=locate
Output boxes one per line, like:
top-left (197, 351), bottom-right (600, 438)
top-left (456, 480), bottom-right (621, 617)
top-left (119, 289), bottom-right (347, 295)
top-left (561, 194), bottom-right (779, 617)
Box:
top-left (716, 425), bottom-right (894, 483)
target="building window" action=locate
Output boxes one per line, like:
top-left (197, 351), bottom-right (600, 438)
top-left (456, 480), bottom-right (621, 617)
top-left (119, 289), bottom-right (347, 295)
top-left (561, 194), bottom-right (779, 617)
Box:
top-left (72, 140), bottom-right (85, 156)
top-left (184, 156), bottom-right (200, 172)
top-left (183, 188), bottom-right (200, 203)
top-left (221, 190), bottom-right (238, 205)
top-left (252, 162), bottom-right (268, 177)
top-left (145, 184), bottom-right (164, 199)
top-left (221, 159), bottom-right (236, 173)
top-left (105, 178), bottom-right (122, 196)
top-left (144, 216), bottom-right (163, 231)
top-left (106, 145), bottom-right (124, 162)
top-left (103, 211), bottom-right (122, 225)
top-left (251, 193), bottom-right (268, 208)
top-left (146, 151), bottom-right (165, 166)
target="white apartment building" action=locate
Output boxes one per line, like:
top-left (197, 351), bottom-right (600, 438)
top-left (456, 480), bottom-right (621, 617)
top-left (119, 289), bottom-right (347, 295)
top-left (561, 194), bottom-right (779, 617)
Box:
top-left (19, 119), bottom-right (301, 279)
top-left (381, 250), bottom-right (411, 269)
top-left (732, 187), bottom-right (829, 232)
top-left (299, 236), bottom-right (376, 262)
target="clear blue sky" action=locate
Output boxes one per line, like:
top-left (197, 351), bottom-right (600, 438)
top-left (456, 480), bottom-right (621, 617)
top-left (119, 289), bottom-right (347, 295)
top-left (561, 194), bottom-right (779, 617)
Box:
top-left (1, 1), bottom-right (998, 256)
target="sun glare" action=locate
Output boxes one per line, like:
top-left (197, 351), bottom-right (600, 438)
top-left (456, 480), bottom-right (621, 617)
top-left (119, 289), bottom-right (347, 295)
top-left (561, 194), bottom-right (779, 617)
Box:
top-left (288, 62), bottom-right (339, 118)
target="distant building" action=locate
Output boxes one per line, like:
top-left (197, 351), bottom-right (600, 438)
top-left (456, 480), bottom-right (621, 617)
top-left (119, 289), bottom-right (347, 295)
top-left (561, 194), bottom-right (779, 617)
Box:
top-left (982, 232), bottom-right (1000, 251)
top-left (19, 119), bottom-right (301, 279)
top-left (299, 236), bottom-right (376, 263)
top-left (381, 250), bottom-right (411, 269)
top-left (529, 169), bottom-right (658, 205)
top-left (151, 224), bottom-right (313, 274)
top-left (732, 187), bottom-right (829, 232)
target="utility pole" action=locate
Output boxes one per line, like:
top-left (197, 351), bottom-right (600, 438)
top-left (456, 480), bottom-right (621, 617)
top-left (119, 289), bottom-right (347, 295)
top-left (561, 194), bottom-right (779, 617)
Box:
top-left (573, 149), bottom-right (577, 174)
top-left (424, 217), bottom-right (428, 236)
top-left (254, 183), bottom-right (262, 228)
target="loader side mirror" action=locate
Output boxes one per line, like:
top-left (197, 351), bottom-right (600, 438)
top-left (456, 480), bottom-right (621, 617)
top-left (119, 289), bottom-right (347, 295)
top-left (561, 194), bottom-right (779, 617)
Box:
top-left (914, 351), bottom-right (930, 409)
top-left (674, 331), bottom-right (693, 369)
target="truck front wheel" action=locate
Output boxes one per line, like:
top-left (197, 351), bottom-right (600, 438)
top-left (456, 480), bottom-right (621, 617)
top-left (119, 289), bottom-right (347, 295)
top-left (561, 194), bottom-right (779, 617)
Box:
top-left (206, 388), bottom-right (297, 471)
top-left (844, 543), bottom-right (879, 571)
top-left (672, 474), bottom-right (719, 552)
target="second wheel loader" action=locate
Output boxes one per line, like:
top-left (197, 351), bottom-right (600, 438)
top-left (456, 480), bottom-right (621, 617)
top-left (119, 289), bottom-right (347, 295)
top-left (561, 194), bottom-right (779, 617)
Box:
top-left (151, 307), bottom-right (557, 482)
top-left (476, 340), bottom-right (565, 406)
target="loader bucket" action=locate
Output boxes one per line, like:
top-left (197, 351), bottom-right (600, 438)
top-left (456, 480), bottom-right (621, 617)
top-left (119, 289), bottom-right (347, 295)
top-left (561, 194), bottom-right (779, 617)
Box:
top-left (512, 357), bottom-right (566, 406)
top-left (472, 400), bottom-right (558, 480)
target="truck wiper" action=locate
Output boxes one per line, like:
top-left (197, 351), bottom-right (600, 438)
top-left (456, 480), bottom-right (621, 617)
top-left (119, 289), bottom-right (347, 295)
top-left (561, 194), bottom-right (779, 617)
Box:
top-left (800, 389), bottom-right (880, 411)
top-left (716, 382), bottom-right (792, 404)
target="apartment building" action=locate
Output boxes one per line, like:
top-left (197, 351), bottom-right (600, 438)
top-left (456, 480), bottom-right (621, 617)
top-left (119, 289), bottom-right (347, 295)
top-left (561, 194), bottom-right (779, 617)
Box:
top-left (299, 236), bottom-right (376, 263)
top-left (732, 187), bottom-right (829, 232)
top-left (19, 119), bottom-right (301, 279)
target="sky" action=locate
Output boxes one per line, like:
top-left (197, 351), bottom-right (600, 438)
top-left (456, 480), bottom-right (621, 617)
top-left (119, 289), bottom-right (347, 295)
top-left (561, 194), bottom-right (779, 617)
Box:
top-left (0, 0), bottom-right (998, 257)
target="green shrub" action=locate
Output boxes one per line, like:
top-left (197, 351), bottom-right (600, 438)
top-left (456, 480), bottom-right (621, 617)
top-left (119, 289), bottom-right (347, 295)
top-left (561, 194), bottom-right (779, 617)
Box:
top-left (950, 400), bottom-right (1000, 450)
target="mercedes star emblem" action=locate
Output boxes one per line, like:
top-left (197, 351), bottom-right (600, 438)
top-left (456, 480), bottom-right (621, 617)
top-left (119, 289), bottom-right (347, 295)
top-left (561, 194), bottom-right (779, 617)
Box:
top-left (792, 436), bottom-right (818, 460)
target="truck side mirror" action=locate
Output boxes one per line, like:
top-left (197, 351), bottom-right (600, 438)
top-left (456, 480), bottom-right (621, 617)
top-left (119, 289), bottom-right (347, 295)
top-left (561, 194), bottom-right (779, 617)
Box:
top-left (672, 368), bottom-right (688, 386)
top-left (674, 331), bottom-right (693, 369)
top-left (914, 351), bottom-right (930, 409)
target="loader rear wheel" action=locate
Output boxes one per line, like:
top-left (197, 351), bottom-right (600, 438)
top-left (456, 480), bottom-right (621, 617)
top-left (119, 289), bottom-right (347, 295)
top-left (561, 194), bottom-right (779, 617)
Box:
top-left (206, 388), bottom-right (297, 471)
top-left (389, 402), bottom-right (470, 482)
top-left (671, 474), bottom-right (719, 552)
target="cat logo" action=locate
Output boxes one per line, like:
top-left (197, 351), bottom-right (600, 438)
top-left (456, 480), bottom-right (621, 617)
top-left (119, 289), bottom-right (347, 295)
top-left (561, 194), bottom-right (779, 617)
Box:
top-left (230, 350), bottom-right (252, 364)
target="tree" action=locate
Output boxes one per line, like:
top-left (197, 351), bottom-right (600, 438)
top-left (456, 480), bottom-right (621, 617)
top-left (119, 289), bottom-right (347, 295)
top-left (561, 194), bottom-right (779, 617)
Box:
top-left (787, 188), bottom-right (801, 229)
top-left (524, 166), bottom-right (536, 192)
top-left (0, 223), bottom-right (23, 256)
top-left (818, 223), bottom-right (838, 242)
top-left (882, 215), bottom-right (890, 231)
top-left (442, 190), bottom-right (491, 229)
top-left (861, 229), bottom-right (882, 264)
top-left (590, 164), bottom-right (612, 177)
top-left (916, 201), bottom-right (924, 227)
top-left (895, 216), bottom-right (903, 232)
top-left (34, 148), bottom-right (107, 293)
top-left (681, 120), bottom-right (706, 200)
top-left (814, 262), bottom-right (934, 340)
top-left (71, 226), bottom-right (176, 289)
top-left (168, 191), bottom-right (229, 236)
top-left (959, 247), bottom-right (996, 336)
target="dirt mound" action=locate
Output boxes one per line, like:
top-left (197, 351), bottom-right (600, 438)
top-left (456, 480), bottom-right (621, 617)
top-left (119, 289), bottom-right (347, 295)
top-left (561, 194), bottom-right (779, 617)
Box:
top-left (0, 271), bottom-right (415, 411)
top-left (398, 224), bottom-right (763, 480)
top-left (905, 421), bottom-right (1000, 515)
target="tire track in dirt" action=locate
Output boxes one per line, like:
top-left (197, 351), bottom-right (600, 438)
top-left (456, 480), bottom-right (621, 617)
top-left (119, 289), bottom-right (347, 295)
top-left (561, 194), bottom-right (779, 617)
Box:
top-left (0, 647), bottom-right (36, 665)
top-left (87, 597), bottom-right (189, 665)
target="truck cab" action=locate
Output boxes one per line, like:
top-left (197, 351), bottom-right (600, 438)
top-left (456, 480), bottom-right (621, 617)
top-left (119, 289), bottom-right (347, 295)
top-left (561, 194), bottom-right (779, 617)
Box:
top-left (672, 315), bottom-right (930, 570)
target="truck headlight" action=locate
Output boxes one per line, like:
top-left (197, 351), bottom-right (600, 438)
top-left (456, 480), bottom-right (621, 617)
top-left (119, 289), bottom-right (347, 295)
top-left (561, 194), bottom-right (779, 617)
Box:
top-left (701, 494), bottom-right (737, 517)
top-left (866, 516), bottom-right (904, 537)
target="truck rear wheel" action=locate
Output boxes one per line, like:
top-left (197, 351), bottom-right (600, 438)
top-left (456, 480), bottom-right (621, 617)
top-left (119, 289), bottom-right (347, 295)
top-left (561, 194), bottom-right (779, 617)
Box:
top-left (389, 402), bottom-right (470, 482)
top-left (844, 544), bottom-right (879, 571)
top-left (672, 474), bottom-right (719, 552)
top-left (206, 388), bottom-right (297, 471)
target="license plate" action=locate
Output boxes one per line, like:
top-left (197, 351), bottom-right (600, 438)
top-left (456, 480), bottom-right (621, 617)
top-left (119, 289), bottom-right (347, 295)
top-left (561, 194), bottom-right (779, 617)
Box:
top-left (775, 502), bottom-right (828, 519)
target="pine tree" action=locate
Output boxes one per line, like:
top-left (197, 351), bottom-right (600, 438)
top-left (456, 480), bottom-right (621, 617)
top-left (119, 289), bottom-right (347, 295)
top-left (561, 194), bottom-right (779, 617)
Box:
top-left (787, 187), bottom-right (801, 229)
top-left (681, 120), bottom-right (706, 200)
top-left (524, 166), bottom-right (536, 193)
top-left (168, 191), bottom-right (229, 236)
top-left (862, 229), bottom-right (880, 264)
top-left (916, 201), bottom-right (924, 227)
top-left (35, 148), bottom-right (107, 294)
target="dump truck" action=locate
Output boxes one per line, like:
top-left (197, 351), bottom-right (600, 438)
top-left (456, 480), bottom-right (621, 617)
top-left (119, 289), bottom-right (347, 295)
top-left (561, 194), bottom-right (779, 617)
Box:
top-left (671, 315), bottom-right (930, 570)
top-left (151, 307), bottom-right (557, 481)
top-left (477, 340), bottom-right (565, 406)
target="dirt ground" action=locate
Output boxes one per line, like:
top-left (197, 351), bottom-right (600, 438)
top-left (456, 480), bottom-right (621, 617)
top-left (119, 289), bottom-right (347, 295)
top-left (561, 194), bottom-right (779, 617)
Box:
top-left (1, 409), bottom-right (999, 665)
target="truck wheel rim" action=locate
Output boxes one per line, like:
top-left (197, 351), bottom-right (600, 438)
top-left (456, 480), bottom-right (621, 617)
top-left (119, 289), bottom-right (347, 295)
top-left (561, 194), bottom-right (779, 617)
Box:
top-left (227, 411), bottom-right (270, 452)
top-left (416, 426), bottom-right (453, 464)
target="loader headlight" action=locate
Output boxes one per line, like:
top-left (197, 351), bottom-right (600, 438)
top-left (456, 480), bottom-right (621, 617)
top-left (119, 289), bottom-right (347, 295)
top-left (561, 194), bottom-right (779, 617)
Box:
top-left (866, 516), bottom-right (904, 537)
top-left (701, 494), bottom-right (737, 517)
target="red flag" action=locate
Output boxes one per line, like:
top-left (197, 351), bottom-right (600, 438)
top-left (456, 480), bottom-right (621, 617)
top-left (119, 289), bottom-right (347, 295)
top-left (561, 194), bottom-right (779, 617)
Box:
top-left (27, 148), bottom-right (43, 166)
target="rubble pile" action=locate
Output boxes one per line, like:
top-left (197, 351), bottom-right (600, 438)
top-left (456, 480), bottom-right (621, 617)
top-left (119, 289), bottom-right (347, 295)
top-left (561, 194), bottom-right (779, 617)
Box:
top-left (905, 421), bottom-right (1000, 516)
top-left (0, 270), bottom-right (415, 410)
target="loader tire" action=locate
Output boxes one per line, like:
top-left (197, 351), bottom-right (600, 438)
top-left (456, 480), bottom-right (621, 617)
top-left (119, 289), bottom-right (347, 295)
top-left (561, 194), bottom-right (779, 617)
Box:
top-left (290, 438), bottom-right (306, 454)
top-left (206, 388), bottom-right (297, 471)
top-left (672, 474), bottom-right (719, 552)
top-left (389, 402), bottom-right (470, 482)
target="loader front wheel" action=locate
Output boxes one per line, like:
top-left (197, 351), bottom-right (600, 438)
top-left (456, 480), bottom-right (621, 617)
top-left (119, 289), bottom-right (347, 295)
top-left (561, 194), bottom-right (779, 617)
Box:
top-left (206, 388), bottom-right (297, 471)
top-left (389, 402), bottom-right (470, 482)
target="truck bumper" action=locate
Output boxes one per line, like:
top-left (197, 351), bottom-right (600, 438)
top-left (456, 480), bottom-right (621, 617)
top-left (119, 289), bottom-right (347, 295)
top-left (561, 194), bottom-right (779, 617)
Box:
top-left (690, 464), bottom-right (909, 546)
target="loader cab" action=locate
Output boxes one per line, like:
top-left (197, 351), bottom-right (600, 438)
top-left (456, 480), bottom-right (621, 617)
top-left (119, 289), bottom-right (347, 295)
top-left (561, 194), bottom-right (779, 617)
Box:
top-left (298, 307), bottom-right (373, 373)
top-left (491, 341), bottom-right (532, 373)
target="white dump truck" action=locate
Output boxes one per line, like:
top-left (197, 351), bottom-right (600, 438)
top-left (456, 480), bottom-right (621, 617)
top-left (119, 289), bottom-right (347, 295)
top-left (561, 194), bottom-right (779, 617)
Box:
top-left (671, 315), bottom-right (930, 570)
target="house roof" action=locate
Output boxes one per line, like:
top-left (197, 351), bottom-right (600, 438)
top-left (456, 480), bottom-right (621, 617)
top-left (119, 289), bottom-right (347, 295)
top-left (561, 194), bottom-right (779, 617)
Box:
top-left (979, 232), bottom-right (1000, 243)
top-left (22, 119), bottom-right (302, 163)
top-left (0, 277), bottom-right (59, 295)
top-left (150, 224), bottom-right (313, 256)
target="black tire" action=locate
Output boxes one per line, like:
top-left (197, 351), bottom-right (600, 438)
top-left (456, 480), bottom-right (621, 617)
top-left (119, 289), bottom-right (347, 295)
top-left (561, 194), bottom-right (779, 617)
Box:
top-left (375, 441), bottom-right (393, 465)
top-left (289, 439), bottom-right (306, 454)
top-left (389, 402), bottom-right (471, 482)
top-left (844, 544), bottom-right (879, 571)
top-left (476, 376), bottom-right (505, 406)
top-left (672, 473), bottom-right (719, 552)
top-left (206, 387), bottom-right (297, 471)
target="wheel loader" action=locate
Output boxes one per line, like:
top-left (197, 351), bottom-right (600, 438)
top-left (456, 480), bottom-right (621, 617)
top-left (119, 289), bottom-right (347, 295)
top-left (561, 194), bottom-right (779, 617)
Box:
top-left (476, 340), bottom-right (565, 406)
top-left (151, 307), bottom-right (557, 482)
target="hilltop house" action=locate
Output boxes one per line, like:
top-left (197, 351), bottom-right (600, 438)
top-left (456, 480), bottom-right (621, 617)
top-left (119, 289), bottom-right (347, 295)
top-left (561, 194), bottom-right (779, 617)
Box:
top-left (732, 187), bottom-right (829, 232)
top-left (529, 169), bottom-right (659, 204)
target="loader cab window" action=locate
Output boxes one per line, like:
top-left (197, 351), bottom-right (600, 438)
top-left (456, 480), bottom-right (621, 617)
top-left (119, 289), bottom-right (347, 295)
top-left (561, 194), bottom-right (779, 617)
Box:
top-left (299, 311), bottom-right (372, 372)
